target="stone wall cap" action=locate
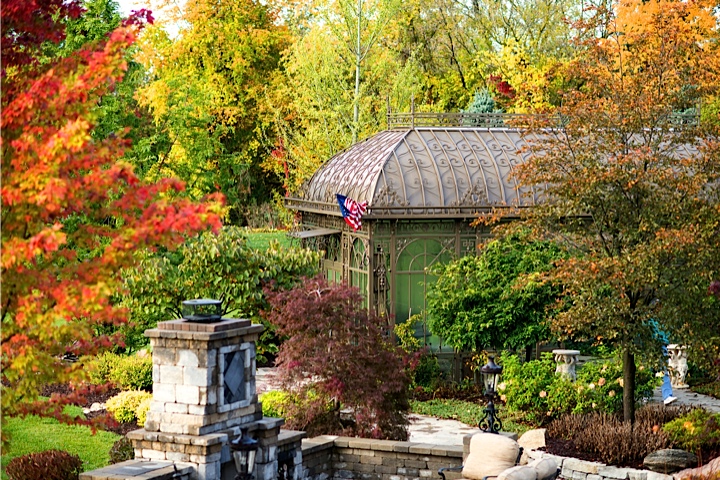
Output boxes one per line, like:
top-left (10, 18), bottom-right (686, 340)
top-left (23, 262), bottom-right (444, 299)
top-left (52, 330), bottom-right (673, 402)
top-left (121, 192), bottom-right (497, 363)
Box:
top-left (126, 428), bottom-right (148, 441)
top-left (189, 433), bottom-right (228, 446)
top-left (278, 429), bottom-right (307, 446)
top-left (347, 438), bottom-right (374, 449)
top-left (433, 445), bottom-right (464, 457)
top-left (255, 417), bottom-right (285, 430)
top-left (79, 460), bottom-right (193, 480)
top-left (145, 323), bottom-right (264, 341)
top-left (157, 318), bottom-right (251, 332)
top-left (408, 444), bottom-right (434, 455)
top-left (127, 428), bottom-right (227, 446)
top-left (302, 436), bottom-right (337, 454)
top-left (145, 329), bottom-right (176, 339)
top-left (391, 441), bottom-right (414, 453)
top-left (333, 437), bottom-right (350, 448)
top-left (369, 439), bottom-right (399, 452)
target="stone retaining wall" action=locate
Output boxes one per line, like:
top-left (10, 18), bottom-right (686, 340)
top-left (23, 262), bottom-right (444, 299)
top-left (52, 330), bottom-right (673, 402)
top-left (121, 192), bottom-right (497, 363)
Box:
top-left (300, 436), bottom-right (464, 480)
top-left (525, 449), bottom-right (675, 480)
top-left (82, 433), bottom-right (687, 480)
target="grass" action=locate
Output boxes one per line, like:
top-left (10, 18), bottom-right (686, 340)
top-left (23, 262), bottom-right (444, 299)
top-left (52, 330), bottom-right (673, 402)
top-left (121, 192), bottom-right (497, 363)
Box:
top-left (1, 405), bottom-right (120, 480)
top-left (245, 229), bottom-right (293, 250)
top-left (410, 398), bottom-right (532, 436)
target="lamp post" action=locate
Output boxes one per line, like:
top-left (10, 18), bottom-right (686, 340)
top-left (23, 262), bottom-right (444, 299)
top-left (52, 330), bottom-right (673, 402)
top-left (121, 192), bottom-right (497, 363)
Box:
top-left (479, 356), bottom-right (503, 434)
top-left (231, 428), bottom-right (259, 480)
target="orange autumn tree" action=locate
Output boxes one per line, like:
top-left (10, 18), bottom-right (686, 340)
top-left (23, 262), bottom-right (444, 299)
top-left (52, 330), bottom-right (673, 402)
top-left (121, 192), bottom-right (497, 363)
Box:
top-left (1, 0), bottom-right (223, 443)
top-left (516, 0), bottom-right (720, 423)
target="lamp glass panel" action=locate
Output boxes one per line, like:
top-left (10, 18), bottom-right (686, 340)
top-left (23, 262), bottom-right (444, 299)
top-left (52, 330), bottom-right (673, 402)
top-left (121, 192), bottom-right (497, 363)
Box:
top-left (234, 450), bottom-right (249, 475)
top-left (248, 450), bottom-right (257, 474)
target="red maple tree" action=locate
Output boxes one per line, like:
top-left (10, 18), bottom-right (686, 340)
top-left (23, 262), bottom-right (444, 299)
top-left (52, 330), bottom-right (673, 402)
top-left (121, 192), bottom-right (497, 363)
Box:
top-left (1, 0), bottom-right (223, 441)
top-left (263, 275), bottom-right (411, 440)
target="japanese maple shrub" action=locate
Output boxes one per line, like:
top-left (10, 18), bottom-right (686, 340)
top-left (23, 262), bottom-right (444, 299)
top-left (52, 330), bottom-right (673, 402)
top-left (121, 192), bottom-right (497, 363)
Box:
top-left (263, 275), bottom-right (411, 440)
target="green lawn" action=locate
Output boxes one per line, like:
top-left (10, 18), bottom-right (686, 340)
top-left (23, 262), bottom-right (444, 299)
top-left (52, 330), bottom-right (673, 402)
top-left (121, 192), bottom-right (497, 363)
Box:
top-left (245, 229), bottom-right (293, 250)
top-left (1, 406), bottom-right (120, 480)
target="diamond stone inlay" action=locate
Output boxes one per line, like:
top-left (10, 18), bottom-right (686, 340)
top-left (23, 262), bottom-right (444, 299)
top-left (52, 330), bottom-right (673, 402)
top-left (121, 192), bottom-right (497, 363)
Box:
top-left (223, 350), bottom-right (245, 404)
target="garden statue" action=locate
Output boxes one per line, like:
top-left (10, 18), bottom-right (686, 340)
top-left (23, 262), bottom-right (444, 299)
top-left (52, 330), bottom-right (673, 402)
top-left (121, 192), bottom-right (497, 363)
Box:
top-left (667, 344), bottom-right (689, 389)
top-left (552, 350), bottom-right (581, 382)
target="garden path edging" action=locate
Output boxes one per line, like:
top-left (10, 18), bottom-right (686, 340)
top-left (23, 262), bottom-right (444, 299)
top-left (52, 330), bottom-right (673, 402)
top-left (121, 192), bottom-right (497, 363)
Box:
top-left (526, 448), bottom-right (676, 480)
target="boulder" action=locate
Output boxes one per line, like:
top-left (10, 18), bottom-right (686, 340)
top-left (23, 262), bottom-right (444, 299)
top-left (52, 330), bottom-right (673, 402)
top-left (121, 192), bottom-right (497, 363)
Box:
top-left (673, 456), bottom-right (720, 480)
top-left (643, 450), bottom-right (698, 473)
top-left (519, 429), bottom-right (547, 450)
top-left (517, 429), bottom-right (546, 465)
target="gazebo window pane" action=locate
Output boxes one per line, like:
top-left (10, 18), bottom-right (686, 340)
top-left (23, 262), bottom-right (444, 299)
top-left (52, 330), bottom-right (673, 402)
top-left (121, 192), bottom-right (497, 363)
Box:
top-left (326, 235), bottom-right (341, 262)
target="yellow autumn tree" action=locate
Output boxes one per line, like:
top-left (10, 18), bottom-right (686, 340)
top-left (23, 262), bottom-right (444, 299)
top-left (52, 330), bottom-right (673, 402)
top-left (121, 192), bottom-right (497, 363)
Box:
top-left (134, 0), bottom-right (290, 224)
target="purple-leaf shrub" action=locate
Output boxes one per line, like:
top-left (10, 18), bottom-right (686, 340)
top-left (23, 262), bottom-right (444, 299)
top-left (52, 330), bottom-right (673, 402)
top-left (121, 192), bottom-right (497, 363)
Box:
top-left (263, 275), bottom-right (410, 440)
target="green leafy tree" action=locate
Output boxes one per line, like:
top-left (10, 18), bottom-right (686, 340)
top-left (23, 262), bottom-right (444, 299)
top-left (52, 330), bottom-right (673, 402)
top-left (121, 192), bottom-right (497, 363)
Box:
top-left (134, 0), bottom-right (290, 224)
top-left (515, 0), bottom-right (720, 422)
top-left (120, 227), bottom-right (320, 352)
top-left (267, 0), bottom-right (418, 194)
top-left (263, 275), bottom-right (410, 440)
top-left (47, 0), bottom-right (122, 57)
top-left (427, 230), bottom-right (566, 355)
top-left (385, 0), bottom-right (582, 112)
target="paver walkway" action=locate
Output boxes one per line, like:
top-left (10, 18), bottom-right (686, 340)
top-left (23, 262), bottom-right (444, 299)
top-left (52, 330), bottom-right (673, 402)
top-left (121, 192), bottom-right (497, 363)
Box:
top-left (257, 368), bottom-right (720, 446)
top-left (651, 385), bottom-right (720, 413)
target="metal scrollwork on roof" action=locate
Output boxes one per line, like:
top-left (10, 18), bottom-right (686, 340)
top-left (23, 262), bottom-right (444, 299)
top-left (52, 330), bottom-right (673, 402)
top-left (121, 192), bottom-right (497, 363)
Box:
top-left (286, 126), bottom-right (544, 220)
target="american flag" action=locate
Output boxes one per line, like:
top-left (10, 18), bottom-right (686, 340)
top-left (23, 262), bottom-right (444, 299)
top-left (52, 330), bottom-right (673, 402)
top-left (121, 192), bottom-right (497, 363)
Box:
top-left (336, 194), bottom-right (367, 231)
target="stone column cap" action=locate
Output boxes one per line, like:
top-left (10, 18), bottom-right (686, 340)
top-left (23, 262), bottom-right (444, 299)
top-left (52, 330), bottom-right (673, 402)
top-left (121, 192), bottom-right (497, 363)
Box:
top-left (552, 349), bottom-right (581, 355)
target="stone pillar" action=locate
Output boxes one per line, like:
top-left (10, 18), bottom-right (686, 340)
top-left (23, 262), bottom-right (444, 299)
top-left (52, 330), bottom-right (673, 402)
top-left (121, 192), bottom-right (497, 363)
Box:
top-left (276, 430), bottom-right (306, 480)
top-left (667, 344), bottom-right (689, 389)
top-left (552, 349), bottom-right (581, 382)
top-left (128, 318), bottom-right (282, 480)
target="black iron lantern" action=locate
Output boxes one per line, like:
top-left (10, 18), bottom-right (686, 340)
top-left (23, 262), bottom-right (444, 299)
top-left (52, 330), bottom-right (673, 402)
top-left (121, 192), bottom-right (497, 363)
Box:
top-left (231, 428), bottom-right (259, 480)
top-left (479, 355), bottom-right (503, 434)
top-left (181, 299), bottom-right (222, 322)
top-left (480, 355), bottom-right (503, 394)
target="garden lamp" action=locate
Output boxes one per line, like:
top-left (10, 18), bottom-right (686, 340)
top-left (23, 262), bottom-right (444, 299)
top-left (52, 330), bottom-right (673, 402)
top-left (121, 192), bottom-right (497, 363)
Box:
top-left (480, 356), bottom-right (502, 395)
top-left (231, 428), bottom-right (259, 480)
top-left (181, 298), bottom-right (222, 322)
top-left (479, 355), bottom-right (503, 434)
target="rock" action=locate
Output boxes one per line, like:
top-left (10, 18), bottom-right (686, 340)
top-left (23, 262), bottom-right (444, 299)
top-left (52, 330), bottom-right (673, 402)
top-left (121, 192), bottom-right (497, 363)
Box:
top-left (643, 450), bottom-right (698, 473)
top-left (82, 402), bottom-right (106, 414)
top-left (518, 429), bottom-right (546, 465)
top-left (673, 456), bottom-right (720, 480)
top-left (519, 429), bottom-right (547, 450)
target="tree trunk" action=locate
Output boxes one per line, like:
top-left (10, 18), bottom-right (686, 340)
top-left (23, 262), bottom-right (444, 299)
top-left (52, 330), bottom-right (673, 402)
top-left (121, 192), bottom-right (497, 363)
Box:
top-left (622, 348), bottom-right (636, 423)
top-left (352, 0), bottom-right (362, 145)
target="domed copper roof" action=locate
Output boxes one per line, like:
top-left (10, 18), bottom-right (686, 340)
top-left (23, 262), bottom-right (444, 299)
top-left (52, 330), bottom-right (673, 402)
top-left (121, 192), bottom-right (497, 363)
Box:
top-left (286, 127), bottom-right (543, 219)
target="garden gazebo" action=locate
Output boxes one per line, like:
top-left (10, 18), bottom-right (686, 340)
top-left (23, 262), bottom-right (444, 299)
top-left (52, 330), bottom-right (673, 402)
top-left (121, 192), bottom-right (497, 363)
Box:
top-left (285, 113), bottom-right (544, 351)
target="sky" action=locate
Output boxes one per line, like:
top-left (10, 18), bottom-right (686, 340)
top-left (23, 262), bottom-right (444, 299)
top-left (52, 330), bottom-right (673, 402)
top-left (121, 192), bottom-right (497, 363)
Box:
top-left (117, 0), bottom-right (148, 17)
top-left (117, 0), bottom-right (156, 18)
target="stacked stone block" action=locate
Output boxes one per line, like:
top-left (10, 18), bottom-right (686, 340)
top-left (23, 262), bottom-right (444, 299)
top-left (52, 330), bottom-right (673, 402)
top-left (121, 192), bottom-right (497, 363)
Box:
top-left (526, 449), bottom-right (675, 480)
top-left (129, 318), bottom-right (267, 480)
top-left (276, 430), bottom-right (307, 480)
top-left (144, 318), bottom-right (263, 436)
top-left (299, 436), bottom-right (464, 480)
